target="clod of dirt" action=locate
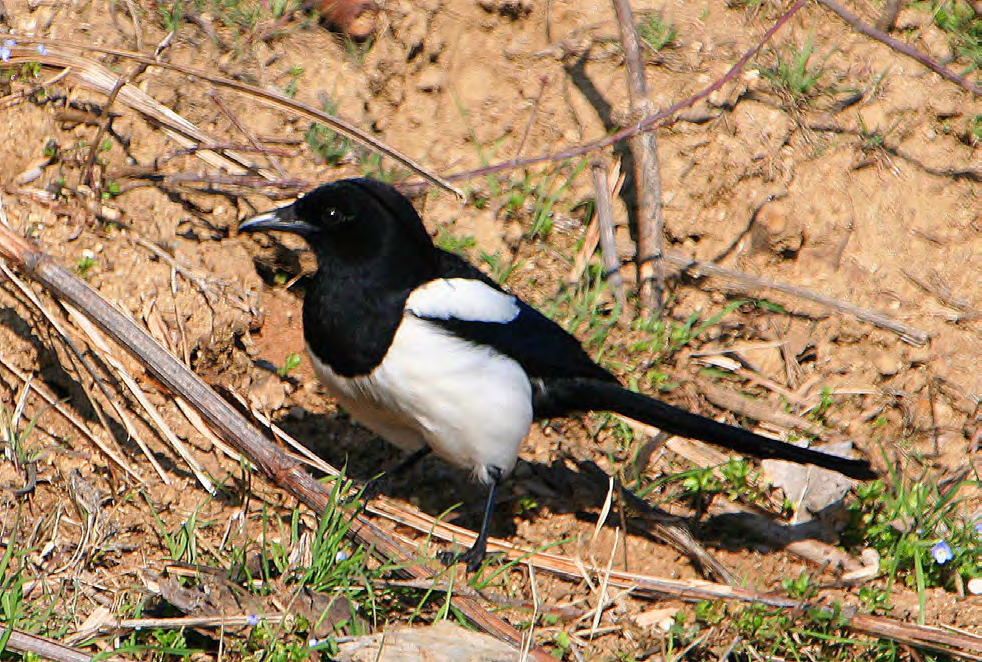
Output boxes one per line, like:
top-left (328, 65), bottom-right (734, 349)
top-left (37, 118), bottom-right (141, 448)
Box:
top-left (337, 620), bottom-right (518, 661)
top-left (247, 373), bottom-right (290, 412)
top-left (869, 349), bottom-right (903, 378)
top-left (750, 201), bottom-right (805, 259)
top-left (633, 606), bottom-right (678, 631)
top-left (732, 100), bottom-right (793, 157)
top-left (417, 67), bottom-right (447, 93)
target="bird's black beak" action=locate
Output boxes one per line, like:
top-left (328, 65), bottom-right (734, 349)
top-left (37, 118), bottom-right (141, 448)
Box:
top-left (238, 204), bottom-right (316, 236)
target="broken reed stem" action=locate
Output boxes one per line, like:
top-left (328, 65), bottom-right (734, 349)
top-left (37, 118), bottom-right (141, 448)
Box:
top-left (816, 0), bottom-right (981, 96)
top-left (611, 0), bottom-right (666, 316)
top-left (0, 223), bottom-right (548, 660)
top-left (590, 161), bottom-right (626, 309)
top-left (0, 628), bottom-right (101, 662)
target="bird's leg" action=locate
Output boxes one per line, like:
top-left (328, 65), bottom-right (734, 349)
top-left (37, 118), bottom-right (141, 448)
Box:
top-left (439, 465), bottom-right (501, 573)
top-left (347, 446), bottom-right (431, 505)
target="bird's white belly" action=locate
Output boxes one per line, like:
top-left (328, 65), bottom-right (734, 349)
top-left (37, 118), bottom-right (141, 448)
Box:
top-left (307, 315), bottom-right (533, 484)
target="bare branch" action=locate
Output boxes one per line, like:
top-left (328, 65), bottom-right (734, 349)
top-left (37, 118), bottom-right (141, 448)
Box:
top-left (612, 0), bottom-right (666, 315)
top-left (817, 0), bottom-right (982, 96)
top-left (449, 0), bottom-right (809, 181)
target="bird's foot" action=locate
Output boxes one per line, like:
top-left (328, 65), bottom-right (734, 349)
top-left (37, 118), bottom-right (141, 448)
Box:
top-left (438, 546), bottom-right (485, 573)
top-left (437, 545), bottom-right (505, 573)
top-left (342, 476), bottom-right (382, 508)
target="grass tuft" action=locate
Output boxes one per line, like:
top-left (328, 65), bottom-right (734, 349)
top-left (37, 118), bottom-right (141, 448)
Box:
top-left (637, 12), bottom-right (678, 52)
top-left (761, 32), bottom-right (834, 106)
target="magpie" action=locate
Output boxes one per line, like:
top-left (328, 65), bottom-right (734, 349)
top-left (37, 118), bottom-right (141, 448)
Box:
top-left (239, 177), bottom-right (876, 571)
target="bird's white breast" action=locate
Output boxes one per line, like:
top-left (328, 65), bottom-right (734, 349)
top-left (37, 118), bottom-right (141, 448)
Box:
top-left (307, 314), bottom-right (533, 484)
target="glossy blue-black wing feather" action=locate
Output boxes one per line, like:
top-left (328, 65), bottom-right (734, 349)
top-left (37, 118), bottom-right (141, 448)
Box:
top-left (419, 250), bottom-right (618, 384)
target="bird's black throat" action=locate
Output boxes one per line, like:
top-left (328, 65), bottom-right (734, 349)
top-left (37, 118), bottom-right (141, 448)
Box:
top-left (302, 248), bottom-right (427, 377)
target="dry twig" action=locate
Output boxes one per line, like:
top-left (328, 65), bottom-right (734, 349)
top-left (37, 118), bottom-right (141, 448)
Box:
top-left (0, 627), bottom-right (109, 662)
top-left (817, 0), bottom-right (981, 96)
top-left (611, 0), bottom-right (666, 316)
top-left (3, 39), bottom-right (459, 196)
top-left (661, 251), bottom-right (930, 345)
top-left (451, 0), bottom-right (809, 181)
top-left (591, 161), bottom-right (626, 309)
top-left (370, 496), bottom-right (982, 658)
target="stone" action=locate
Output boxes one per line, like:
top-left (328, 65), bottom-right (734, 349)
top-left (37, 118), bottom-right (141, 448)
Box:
top-left (751, 201), bottom-right (804, 258)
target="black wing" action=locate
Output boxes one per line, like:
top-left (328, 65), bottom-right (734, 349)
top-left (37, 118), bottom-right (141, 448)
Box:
top-left (418, 249), bottom-right (618, 384)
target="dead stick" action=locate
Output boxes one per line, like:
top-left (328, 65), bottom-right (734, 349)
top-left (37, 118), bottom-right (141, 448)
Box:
top-left (612, 0), bottom-right (647, 102)
top-left (661, 251), bottom-right (930, 345)
top-left (450, 0), bottom-right (977, 182)
top-left (209, 90), bottom-right (288, 178)
top-left (611, 0), bottom-right (665, 316)
top-left (373, 500), bottom-right (982, 657)
top-left (0, 627), bottom-right (106, 662)
top-left (816, 0), bottom-right (981, 95)
top-left (591, 161), bottom-right (625, 309)
top-left (0, 224), bottom-right (548, 660)
top-left (81, 77), bottom-right (127, 188)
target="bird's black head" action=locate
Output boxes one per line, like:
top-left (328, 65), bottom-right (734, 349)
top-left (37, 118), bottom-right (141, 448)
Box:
top-left (239, 178), bottom-right (438, 281)
top-left (240, 178), bottom-right (444, 375)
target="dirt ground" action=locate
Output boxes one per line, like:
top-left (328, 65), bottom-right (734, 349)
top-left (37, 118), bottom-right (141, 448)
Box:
top-left (0, 0), bottom-right (979, 658)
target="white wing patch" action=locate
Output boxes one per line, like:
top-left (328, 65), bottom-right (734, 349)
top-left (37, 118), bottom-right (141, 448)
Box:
top-left (406, 278), bottom-right (519, 324)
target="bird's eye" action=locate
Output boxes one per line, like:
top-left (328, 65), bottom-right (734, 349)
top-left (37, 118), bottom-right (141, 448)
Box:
top-left (324, 207), bottom-right (342, 224)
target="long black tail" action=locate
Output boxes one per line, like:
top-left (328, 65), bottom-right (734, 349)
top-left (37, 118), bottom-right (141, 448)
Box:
top-left (535, 379), bottom-right (877, 480)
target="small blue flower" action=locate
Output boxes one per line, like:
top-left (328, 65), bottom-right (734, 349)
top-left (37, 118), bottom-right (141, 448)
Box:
top-left (0, 47), bottom-right (10, 62)
top-left (974, 520), bottom-right (982, 536)
top-left (2, 39), bottom-right (16, 47)
top-left (308, 637), bottom-right (320, 647)
top-left (335, 550), bottom-right (347, 562)
top-left (246, 614), bottom-right (259, 626)
top-left (931, 541), bottom-right (954, 565)
top-left (36, 44), bottom-right (48, 55)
